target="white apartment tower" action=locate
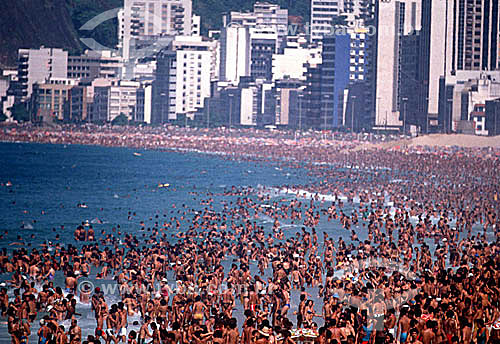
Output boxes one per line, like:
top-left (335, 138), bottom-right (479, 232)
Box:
top-left (375, 0), bottom-right (421, 127)
top-left (220, 25), bottom-right (251, 85)
top-left (119, 0), bottom-right (192, 61)
top-left (220, 2), bottom-right (287, 85)
top-left (154, 36), bottom-right (216, 121)
top-left (17, 48), bottom-right (68, 101)
top-left (310, 0), bottom-right (345, 42)
top-left (173, 36), bottom-right (215, 116)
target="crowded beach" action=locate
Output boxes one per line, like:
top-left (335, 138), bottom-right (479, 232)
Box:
top-left (0, 124), bottom-right (499, 344)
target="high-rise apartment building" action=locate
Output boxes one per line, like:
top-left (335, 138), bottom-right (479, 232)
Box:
top-left (310, 0), bottom-right (376, 130)
top-left (374, 0), bottom-right (422, 128)
top-left (220, 25), bottom-right (251, 85)
top-left (451, 0), bottom-right (500, 72)
top-left (310, 0), bottom-right (344, 42)
top-left (15, 48), bottom-right (68, 102)
top-left (153, 36), bottom-right (215, 123)
top-left (225, 2), bottom-right (288, 52)
top-left (220, 2), bottom-right (287, 85)
top-left (119, 0), bottom-right (192, 61)
top-left (310, 0), bottom-right (375, 41)
top-left (420, 0), bottom-right (500, 131)
top-left (250, 28), bottom-right (278, 81)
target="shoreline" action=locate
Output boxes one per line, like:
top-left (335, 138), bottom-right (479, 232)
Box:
top-left (2, 125), bottom-right (500, 164)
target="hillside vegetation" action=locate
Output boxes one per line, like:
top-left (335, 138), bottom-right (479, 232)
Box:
top-left (0, 0), bottom-right (309, 68)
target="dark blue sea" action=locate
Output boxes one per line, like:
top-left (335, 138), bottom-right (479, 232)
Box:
top-left (0, 142), bottom-right (316, 245)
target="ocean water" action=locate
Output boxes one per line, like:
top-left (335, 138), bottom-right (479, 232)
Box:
top-left (0, 142), bottom-right (332, 342)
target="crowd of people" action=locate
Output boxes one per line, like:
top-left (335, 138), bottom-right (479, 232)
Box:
top-left (0, 124), bottom-right (386, 158)
top-left (0, 125), bottom-right (499, 344)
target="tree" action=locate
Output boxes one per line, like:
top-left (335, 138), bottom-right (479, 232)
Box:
top-left (111, 113), bottom-right (129, 125)
top-left (10, 103), bottom-right (30, 122)
top-left (0, 111), bottom-right (7, 122)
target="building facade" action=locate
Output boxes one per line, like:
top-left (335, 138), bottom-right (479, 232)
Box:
top-left (119, 0), bottom-right (192, 61)
top-left (31, 78), bottom-right (78, 121)
top-left (310, 0), bottom-right (344, 42)
top-left (68, 50), bottom-right (123, 83)
top-left (153, 36), bottom-right (215, 123)
top-left (225, 2), bottom-right (288, 52)
top-left (250, 29), bottom-right (278, 81)
top-left (16, 48), bottom-right (68, 102)
top-left (220, 26), bottom-right (251, 85)
top-left (375, 0), bottom-right (421, 129)
top-left (108, 81), bottom-right (140, 122)
top-left (272, 43), bottom-right (322, 81)
top-left (438, 71), bottom-right (500, 133)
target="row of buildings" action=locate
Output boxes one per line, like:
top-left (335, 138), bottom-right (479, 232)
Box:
top-left (1, 0), bottom-right (500, 135)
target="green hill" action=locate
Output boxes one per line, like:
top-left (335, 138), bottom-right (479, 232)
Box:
top-left (0, 0), bottom-right (309, 68)
top-left (0, 0), bottom-right (81, 68)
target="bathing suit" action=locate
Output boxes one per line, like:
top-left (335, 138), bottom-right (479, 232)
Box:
top-left (400, 332), bottom-right (408, 343)
top-left (361, 324), bottom-right (372, 344)
top-left (477, 328), bottom-right (486, 344)
top-left (374, 313), bottom-right (384, 330)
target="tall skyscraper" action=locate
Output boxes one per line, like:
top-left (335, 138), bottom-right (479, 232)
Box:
top-left (451, 0), bottom-right (500, 72)
top-left (320, 36), bottom-right (336, 129)
top-left (374, 0), bottom-right (422, 128)
top-left (341, 26), bottom-right (376, 131)
top-left (301, 36), bottom-right (336, 129)
top-left (220, 2), bottom-right (287, 85)
top-left (219, 25), bottom-right (251, 85)
top-left (310, 0), bottom-right (375, 130)
top-left (420, 0), bottom-right (500, 131)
